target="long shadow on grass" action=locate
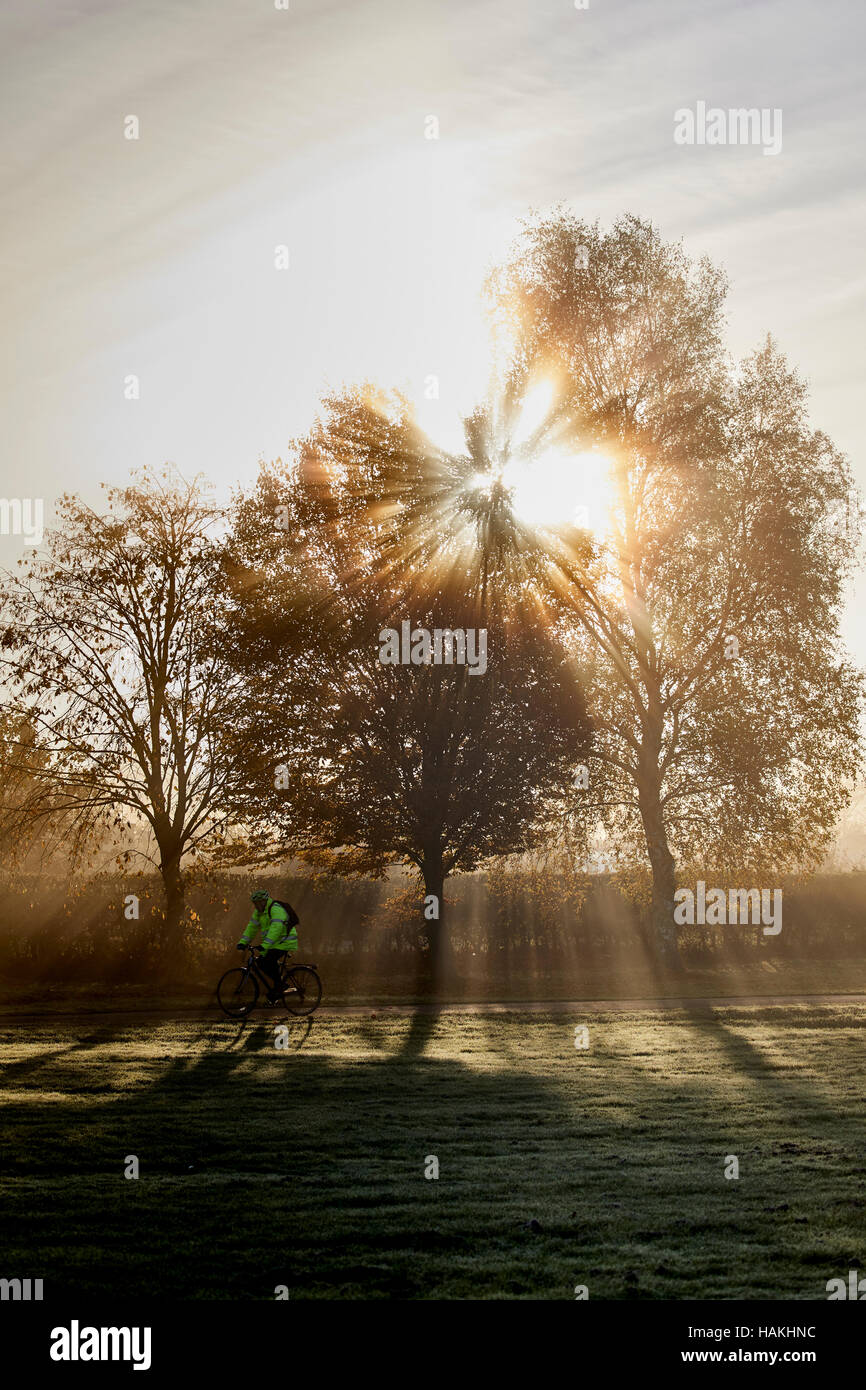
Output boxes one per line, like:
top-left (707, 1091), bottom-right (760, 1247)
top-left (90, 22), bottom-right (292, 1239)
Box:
top-left (1, 1006), bottom-right (862, 1300)
top-left (397, 1005), bottom-right (441, 1058)
top-left (0, 1026), bottom-right (126, 1085)
top-left (677, 1006), bottom-right (843, 1129)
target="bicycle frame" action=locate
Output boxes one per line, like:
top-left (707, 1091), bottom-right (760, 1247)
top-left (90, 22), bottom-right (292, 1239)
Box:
top-left (243, 946), bottom-right (304, 991)
top-left (242, 946), bottom-right (281, 990)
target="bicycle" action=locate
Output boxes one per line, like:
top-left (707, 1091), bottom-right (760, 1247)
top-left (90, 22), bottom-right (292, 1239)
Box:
top-left (217, 946), bottom-right (322, 1019)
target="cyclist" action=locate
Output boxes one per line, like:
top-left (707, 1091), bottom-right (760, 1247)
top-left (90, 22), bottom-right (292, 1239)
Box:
top-left (237, 889), bottom-right (298, 1003)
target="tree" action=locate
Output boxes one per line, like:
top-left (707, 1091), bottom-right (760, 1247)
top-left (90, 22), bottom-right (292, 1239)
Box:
top-left (480, 212), bottom-right (863, 961)
top-left (1, 469), bottom-right (253, 938)
top-left (332, 214), bottom-right (862, 965)
top-left (218, 392), bottom-right (593, 982)
top-left (0, 712), bottom-right (58, 869)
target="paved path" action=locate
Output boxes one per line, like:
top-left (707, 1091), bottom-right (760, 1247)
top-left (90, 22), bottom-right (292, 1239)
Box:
top-left (333, 993), bottom-right (866, 1014)
top-left (2, 993), bottom-right (864, 1026)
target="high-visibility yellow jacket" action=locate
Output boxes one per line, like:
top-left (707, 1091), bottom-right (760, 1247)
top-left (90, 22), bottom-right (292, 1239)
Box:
top-left (239, 898), bottom-right (298, 953)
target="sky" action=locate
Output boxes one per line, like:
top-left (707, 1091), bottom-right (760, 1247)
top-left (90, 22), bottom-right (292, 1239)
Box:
top-left (1, 0), bottom-right (864, 652)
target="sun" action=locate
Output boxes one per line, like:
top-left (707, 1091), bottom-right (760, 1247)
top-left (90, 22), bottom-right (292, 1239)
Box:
top-left (502, 447), bottom-right (616, 535)
top-left (464, 379), bottom-right (617, 537)
top-left (471, 447), bottom-right (616, 536)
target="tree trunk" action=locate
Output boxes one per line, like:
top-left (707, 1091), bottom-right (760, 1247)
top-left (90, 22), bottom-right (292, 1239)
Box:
top-left (637, 772), bottom-right (679, 970)
top-left (418, 854), bottom-right (447, 997)
top-left (158, 843), bottom-right (187, 944)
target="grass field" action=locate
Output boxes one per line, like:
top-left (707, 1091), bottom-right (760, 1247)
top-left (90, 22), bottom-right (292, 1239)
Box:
top-left (1, 1003), bottom-right (863, 1299)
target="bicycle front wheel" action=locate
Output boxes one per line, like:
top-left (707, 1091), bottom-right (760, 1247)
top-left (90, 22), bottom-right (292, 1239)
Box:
top-left (282, 965), bottom-right (322, 1016)
top-left (217, 967), bottom-right (260, 1018)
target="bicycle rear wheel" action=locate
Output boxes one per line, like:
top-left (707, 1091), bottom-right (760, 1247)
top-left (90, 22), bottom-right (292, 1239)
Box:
top-left (282, 965), bottom-right (322, 1016)
top-left (217, 967), bottom-right (260, 1018)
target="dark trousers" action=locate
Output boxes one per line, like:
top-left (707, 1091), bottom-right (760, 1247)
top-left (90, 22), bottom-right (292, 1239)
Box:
top-left (259, 949), bottom-right (287, 996)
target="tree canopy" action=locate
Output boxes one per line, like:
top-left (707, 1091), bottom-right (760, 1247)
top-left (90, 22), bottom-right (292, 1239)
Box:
top-left (218, 409), bottom-right (593, 972)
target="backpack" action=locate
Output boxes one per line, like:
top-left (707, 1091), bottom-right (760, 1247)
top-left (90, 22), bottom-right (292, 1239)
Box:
top-left (272, 898), bottom-right (300, 929)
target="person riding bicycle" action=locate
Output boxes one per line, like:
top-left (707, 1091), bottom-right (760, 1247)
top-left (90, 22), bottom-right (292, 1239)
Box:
top-left (237, 890), bottom-right (298, 1003)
